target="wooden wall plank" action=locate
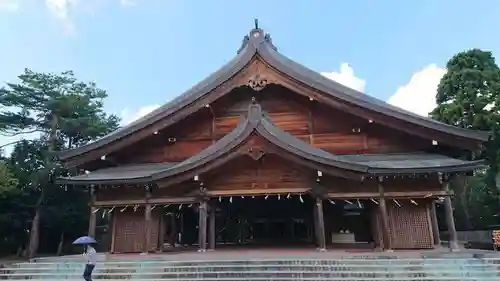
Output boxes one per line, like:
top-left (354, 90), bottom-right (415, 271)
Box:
top-left (112, 85), bottom-right (433, 165)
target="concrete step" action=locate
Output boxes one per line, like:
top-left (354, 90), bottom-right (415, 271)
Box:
top-left (2, 255), bottom-right (499, 281)
top-left (8, 277), bottom-right (500, 281)
top-left (2, 264), bottom-right (499, 273)
top-left (10, 258), bottom-right (500, 268)
top-left (1, 270), bottom-right (499, 279)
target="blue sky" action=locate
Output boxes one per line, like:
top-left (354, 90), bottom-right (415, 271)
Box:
top-left (1, 0), bottom-right (500, 150)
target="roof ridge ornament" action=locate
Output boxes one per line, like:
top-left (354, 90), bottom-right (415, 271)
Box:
top-left (237, 20), bottom-right (278, 54)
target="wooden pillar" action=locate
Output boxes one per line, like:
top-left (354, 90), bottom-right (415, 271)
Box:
top-left (110, 211), bottom-right (117, 253)
top-left (208, 203), bottom-right (216, 250)
top-left (198, 201), bottom-right (208, 252)
top-left (314, 197), bottom-right (326, 251)
top-left (158, 214), bottom-right (165, 252)
top-left (88, 186), bottom-right (97, 237)
top-left (143, 185), bottom-right (152, 253)
top-left (441, 175), bottom-right (459, 251)
top-left (430, 201), bottom-right (441, 246)
top-left (377, 177), bottom-right (392, 251)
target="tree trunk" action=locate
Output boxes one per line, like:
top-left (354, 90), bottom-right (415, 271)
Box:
top-left (27, 114), bottom-right (58, 259)
top-left (27, 201), bottom-right (42, 259)
top-left (56, 232), bottom-right (64, 256)
top-left (28, 191), bottom-right (44, 259)
top-left (452, 176), bottom-right (472, 230)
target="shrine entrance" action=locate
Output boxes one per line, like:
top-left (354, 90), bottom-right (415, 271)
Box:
top-left (323, 199), bottom-right (375, 249)
top-left (214, 194), bottom-right (316, 248)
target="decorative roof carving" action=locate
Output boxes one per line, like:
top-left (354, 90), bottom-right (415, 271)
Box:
top-left (247, 74), bottom-right (269, 91)
top-left (246, 146), bottom-right (266, 160)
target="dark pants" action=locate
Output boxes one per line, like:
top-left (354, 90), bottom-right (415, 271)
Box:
top-left (83, 264), bottom-right (95, 281)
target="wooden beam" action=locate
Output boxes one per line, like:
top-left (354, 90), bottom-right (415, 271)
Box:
top-left (198, 201), bottom-right (208, 252)
top-left (158, 213), bottom-right (165, 253)
top-left (430, 201), bottom-right (441, 246)
top-left (314, 197), bottom-right (326, 251)
top-left (110, 211), bottom-right (117, 254)
top-left (93, 197), bottom-right (197, 207)
top-left (143, 186), bottom-right (152, 254)
top-left (325, 190), bottom-right (450, 199)
top-left (88, 186), bottom-right (97, 237)
top-left (441, 175), bottom-right (459, 251)
top-left (208, 203), bottom-right (216, 250)
top-left (206, 188), bottom-right (310, 196)
top-left (377, 177), bottom-right (392, 252)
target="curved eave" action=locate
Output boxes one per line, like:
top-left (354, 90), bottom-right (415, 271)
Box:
top-left (57, 103), bottom-right (487, 186)
top-left (366, 160), bottom-right (487, 175)
top-left (57, 177), bottom-right (151, 185)
top-left (59, 27), bottom-right (490, 164)
top-left (58, 39), bottom-right (258, 161)
top-left (149, 103), bottom-right (370, 181)
top-left (151, 103), bottom-right (485, 182)
top-left (257, 38), bottom-right (491, 143)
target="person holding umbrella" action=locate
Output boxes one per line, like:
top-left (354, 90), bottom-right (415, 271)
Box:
top-left (72, 236), bottom-right (97, 281)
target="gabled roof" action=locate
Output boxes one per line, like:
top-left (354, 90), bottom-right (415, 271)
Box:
top-left (57, 102), bottom-right (486, 185)
top-left (59, 26), bottom-right (491, 163)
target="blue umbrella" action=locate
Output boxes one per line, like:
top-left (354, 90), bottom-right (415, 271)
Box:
top-left (72, 236), bottom-right (97, 245)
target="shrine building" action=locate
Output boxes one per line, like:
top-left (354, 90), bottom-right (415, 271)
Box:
top-left (57, 26), bottom-right (490, 254)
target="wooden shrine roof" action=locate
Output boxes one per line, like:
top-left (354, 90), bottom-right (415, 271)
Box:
top-left (58, 26), bottom-right (491, 164)
top-left (57, 103), bottom-right (485, 185)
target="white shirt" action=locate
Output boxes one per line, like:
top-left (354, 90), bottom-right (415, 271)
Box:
top-left (84, 245), bottom-right (97, 265)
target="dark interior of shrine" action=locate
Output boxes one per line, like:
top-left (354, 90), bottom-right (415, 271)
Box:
top-left (215, 195), bottom-right (316, 247)
top-left (159, 196), bottom-right (375, 249)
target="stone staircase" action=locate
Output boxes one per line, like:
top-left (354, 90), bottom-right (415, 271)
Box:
top-left (1, 252), bottom-right (500, 281)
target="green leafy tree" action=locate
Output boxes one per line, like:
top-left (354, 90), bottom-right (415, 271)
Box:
top-left (431, 49), bottom-right (500, 228)
top-left (0, 161), bottom-right (18, 195)
top-left (0, 69), bottom-right (119, 257)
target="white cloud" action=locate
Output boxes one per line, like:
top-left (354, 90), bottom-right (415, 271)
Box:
top-left (321, 63), bottom-right (366, 92)
top-left (0, 0), bottom-right (19, 12)
top-left (45, 0), bottom-right (78, 35)
top-left (120, 0), bottom-right (136, 7)
top-left (120, 104), bottom-right (160, 125)
top-left (387, 64), bottom-right (446, 116)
